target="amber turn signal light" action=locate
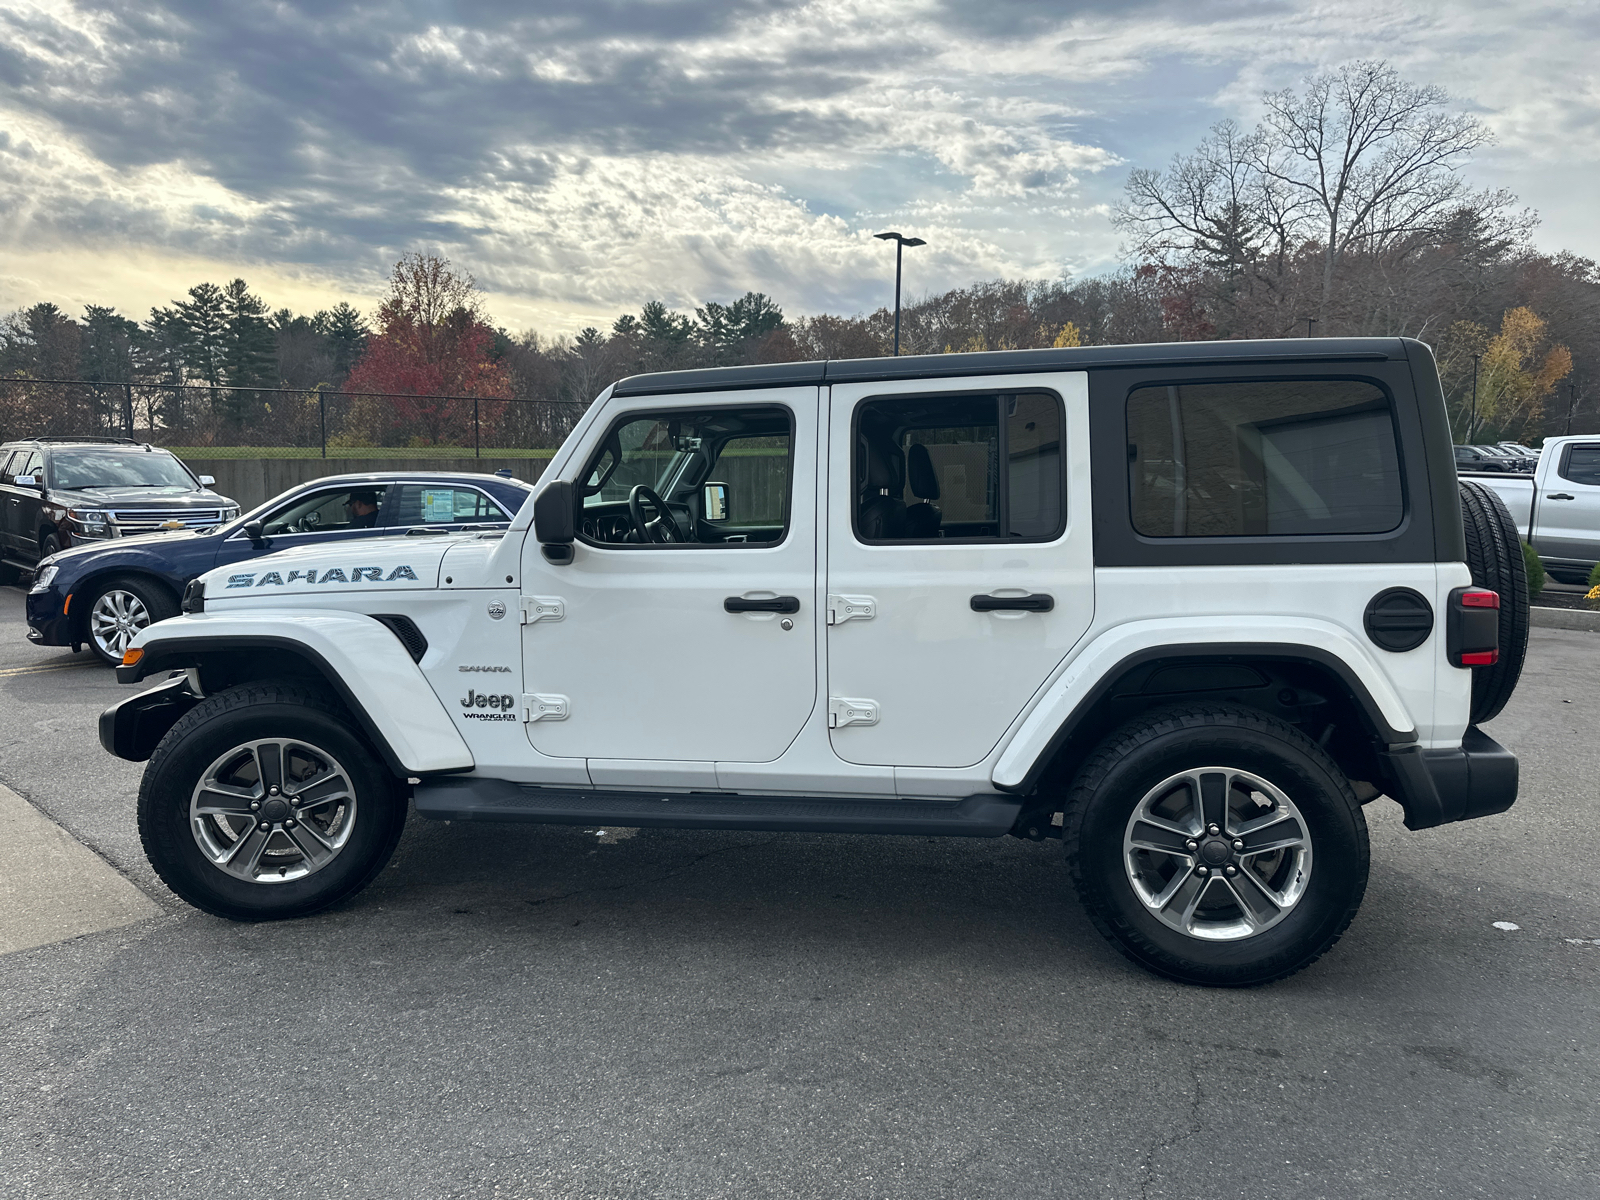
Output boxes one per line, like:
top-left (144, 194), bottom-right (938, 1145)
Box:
top-left (121, 648), bottom-right (144, 667)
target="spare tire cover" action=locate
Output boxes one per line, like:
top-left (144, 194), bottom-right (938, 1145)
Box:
top-left (1458, 479), bottom-right (1530, 724)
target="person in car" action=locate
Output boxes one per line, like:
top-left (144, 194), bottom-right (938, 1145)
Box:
top-left (344, 489), bottom-right (381, 528)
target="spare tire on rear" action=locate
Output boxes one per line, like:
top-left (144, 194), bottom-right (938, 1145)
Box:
top-left (1458, 479), bottom-right (1530, 724)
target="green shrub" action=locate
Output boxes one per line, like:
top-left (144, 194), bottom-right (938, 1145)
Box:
top-left (1522, 541), bottom-right (1545, 597)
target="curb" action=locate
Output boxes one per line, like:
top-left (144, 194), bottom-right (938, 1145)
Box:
top-left (1531, 604), bottom-right (1600, 632)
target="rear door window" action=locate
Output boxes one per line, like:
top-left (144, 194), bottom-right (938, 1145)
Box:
top-left (391, 484), bottom-right (510, 525)
top-left (1559, 445), bottom-right (1600, 486)
top-left (1127, 379), bottom-right (1403, 537)
top-left (853, 391), bottom-right (1065, 542)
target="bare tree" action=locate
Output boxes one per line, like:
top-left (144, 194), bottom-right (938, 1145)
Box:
top-left (1117, 61), bottom-right (1517, 326)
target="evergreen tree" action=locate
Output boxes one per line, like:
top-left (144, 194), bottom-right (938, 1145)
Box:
top-left (79, 305), bottom-right (140, 382)
top-left (174, 283), bottom-right (228, 386)
top-left (220, 278), bottom-right (276, 390)
top-left (319, 302), bottom-right (369, 382)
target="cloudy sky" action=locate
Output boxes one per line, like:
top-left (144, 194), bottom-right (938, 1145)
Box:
top-left (1, 0), bottom-right (1597, 336)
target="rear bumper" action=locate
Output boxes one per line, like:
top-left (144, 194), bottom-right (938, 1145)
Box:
top-left (1380, 726), bottom-right (1518, 831)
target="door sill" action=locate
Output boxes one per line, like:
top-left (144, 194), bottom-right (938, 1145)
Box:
top-left (414, 778), bottom-right (1022, 837)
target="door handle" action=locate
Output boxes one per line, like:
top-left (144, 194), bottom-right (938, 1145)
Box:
top-left (971, 593), bottom-right (1054, 612)
top-left (1547, 493), bottom-right (1575, 501)
top-left (724, 595), bottom-right (800, 614)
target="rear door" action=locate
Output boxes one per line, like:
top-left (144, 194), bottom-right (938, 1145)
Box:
top-left (824, 372), bottom-right (1095, 770)
top-left (1537, 440), bottom-right (1600, 562)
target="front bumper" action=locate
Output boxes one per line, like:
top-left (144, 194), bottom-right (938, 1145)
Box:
top-left (24, 586), bottom-right (73, 646)
top-left (99, 674), bottom-right (200, 762)
top-left (1380, 726), bottom-right (1518, 831)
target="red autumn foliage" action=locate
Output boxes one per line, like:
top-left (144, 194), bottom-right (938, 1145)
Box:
top-left (344, 254), bottom-right (513, 446)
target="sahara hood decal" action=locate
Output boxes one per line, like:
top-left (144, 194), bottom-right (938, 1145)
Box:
top-left (226, 565), bottom-right (419, 588)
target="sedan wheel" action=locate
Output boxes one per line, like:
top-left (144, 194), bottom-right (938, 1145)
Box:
top-left (89, 588), bottom-right (152, 661)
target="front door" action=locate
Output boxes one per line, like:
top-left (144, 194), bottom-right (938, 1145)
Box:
top-left (521, 388), bottom-right (819, 777)
top-left (824, 373), bottom-right (1095, 769)
top-left (213, 482), bottom-right (400, 570)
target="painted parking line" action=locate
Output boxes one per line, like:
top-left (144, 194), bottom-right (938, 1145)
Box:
top-left (0, 782), bottom-right (161, 955)
top-left (0, 660), bottom-right (100, 679)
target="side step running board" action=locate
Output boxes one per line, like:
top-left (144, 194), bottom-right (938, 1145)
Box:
top-left (413, 778), bottom-right (1023, 838)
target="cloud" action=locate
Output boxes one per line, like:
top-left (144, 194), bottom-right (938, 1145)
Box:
top-left (0, 0), bottom-right (1597, 330)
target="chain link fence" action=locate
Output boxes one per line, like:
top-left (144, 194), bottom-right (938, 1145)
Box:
top-left (0, 377), bottom-right (591, 459)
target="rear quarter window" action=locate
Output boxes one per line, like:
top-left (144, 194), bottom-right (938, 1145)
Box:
top-left (1127, 379), bottom-right (1403, 537)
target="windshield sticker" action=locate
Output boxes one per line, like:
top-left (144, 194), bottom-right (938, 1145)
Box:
top-left (224, 564), bottom-right (422, 588)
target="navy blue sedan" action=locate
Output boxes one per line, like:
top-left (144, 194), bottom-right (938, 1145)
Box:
top-left (25, 471), bottom-right (534, 664)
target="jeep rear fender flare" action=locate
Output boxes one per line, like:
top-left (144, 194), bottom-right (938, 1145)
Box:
top-left (992, 619), bottom-right (1418, 794)
top-left (118, 610), bottom-right (474, 776)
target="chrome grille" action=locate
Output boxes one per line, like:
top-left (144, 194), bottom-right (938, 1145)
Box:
top-left (112, 508), bottom-right (224, 535)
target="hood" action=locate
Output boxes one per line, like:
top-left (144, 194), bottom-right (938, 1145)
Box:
top-left (199, 534), bottom-right (471, 601)
top-left (55, 485), bottom-right (228, 508)
top-left (47, 526), bottom-right (211, 566)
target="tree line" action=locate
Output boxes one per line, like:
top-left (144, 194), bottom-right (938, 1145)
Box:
top-left (3, 61), bottom-right (1595, 447)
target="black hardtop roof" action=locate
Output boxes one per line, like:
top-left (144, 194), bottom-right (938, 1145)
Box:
top-left (610, 336), bottom-right (1416, 398)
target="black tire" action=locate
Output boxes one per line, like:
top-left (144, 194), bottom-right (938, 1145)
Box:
top-left (82, 573), bottom-right (178, 666)
top-left (138, 682), bottom-right (406, 921)
top-left (1458, 480), bottom-right (1530, 724)
top-left (1063, 704), bottom-right (1369, 987)
top-left (40, 533), bottom-right (60, 559)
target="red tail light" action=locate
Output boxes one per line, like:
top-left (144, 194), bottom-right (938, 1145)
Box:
top-left (1447, 587), bottom-right (1500, 669)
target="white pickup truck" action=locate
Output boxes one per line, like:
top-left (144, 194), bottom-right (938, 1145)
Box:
top-left (1465, 435), bottom-right (1600, 584)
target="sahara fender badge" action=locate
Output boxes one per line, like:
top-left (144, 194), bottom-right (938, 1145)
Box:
top-left (487, 600), bottom-right (507, 620)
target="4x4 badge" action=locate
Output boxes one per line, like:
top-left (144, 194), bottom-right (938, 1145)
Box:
top-left (487, 601), bottom-right (506, 620)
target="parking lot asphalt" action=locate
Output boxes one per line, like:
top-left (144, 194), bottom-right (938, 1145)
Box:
top-left (0, 585), bottom-right (1596, 1199)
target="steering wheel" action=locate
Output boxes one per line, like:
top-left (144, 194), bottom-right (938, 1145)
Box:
top-left (627, 485), bottom-right (684, 544)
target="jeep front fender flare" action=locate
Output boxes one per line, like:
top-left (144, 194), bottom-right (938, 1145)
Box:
top-left (116, 610), bottom-right (474, 776)
top-left (991, 619), bottom-right (1418, 794)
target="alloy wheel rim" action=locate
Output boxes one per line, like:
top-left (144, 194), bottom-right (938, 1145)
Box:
top-left (189, 738), bottom-right (358, 884)
top-left (89, 590), bottom-right (151, 658)
top-left (1122, 767), bottom-right (1313, 941)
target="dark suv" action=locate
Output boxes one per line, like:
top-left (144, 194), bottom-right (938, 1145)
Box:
top-left (0, 438), bottom-right (237, 583)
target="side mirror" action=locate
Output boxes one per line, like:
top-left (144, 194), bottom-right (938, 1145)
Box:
top-left (197, 475), bottom-right (216, 487)
top-left (533, 481), bottom-right (575, 564)
top-left (243, 520), bottom-right (265, 542)
top-left (17, 474), bottom-right (41, 489)
top-left (702, 481), bottom-right (730, 522)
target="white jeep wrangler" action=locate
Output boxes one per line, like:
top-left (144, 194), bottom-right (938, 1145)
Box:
top-left (102, 338), bottom-right (1525, 986)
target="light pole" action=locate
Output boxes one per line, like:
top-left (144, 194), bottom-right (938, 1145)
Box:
top-left (874, 231), bottom-right (925, 355)
top-left (1470, 353), bottom-right (1481, 442)
top-left (1299, 316), bottom-right (1317, 338)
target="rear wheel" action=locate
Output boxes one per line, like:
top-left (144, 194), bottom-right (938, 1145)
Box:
top-left (138, 683), bottom-right (406, 921)
top-left (84, 574), bottom-right (177, 666)
top-left (1064, 704), bottom-right (1369, 987)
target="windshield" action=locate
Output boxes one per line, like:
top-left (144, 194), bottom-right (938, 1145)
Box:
top-left (50, 449), bottom-right (199, 491)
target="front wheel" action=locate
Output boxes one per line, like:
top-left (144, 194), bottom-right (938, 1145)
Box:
top-left (138, 683), bottom-right (406, 920)
top-left (85, 574), bottom-right (178, 666)
top-left (1064, 704), bottom-right (1369, 987)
